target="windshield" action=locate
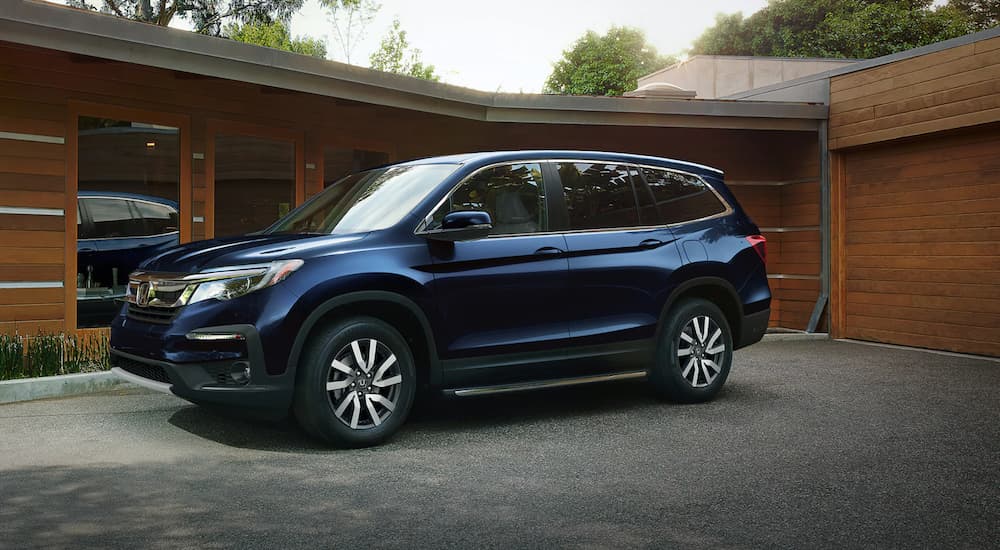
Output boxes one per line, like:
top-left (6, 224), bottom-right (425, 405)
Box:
top-left (265, 164), bottom-right (458, 235)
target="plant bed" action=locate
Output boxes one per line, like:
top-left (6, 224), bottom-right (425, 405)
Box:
top-left (0, 331), bottom-right (110, 381)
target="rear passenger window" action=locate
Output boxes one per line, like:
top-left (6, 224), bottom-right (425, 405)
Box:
top-left (133, 201), bottom-right (179, 236)
top-left (82, 198), bottom-right (144, 238)
top-left (428, 162), bottom-right (547, 235)
top-left (558, 163), bottom-right (640, 230)
top-left (641, 167), bottom-right (727, 224)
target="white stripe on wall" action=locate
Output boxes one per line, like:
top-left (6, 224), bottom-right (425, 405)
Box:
top-left (0, 206), bottom-right (64, 216)
top-left (0, 131), bottom-right (65, 144)
top-left (0, 281), bottom-right (64, 289)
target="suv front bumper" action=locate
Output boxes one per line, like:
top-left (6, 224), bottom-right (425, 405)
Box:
top-left (110, 324), bottom-right (295, 418)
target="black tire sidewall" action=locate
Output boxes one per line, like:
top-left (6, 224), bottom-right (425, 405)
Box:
top-left (294, 316), bottom-right (416, 447)
top-left (651, 298), bottom-right (734, 403)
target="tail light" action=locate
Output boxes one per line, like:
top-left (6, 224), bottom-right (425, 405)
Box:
top-left (746, 235), bottom-right (766, 264)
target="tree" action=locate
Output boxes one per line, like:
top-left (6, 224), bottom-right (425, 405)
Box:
top-left (369, 18), bottom-right (440, 81)
top-left (65, 0), bottom-right (304, 36)
top-left (948, 0), bottom-right (1000, 30)
top-left (224, 20), bottom-right (326, 58)
top-left (691, 0), bottom-right (974, 59)
top-left (543, 27), bottom-right (676, 97)
top-left (320, 0), bottom-right (380, 64)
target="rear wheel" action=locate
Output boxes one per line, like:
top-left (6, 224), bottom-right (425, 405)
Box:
top-left (650, 298), bottom-right (733, 403)
top-left (293, 316), bottom-right (416, 447)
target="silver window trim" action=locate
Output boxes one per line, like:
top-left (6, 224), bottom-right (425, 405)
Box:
top-left (413, 158), bottom-right (734, 238)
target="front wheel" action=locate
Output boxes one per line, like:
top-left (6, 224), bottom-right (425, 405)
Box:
top-left (650, 298), bottom-right (733, 403)
top-left (293, 316), bottom-right (416, 447)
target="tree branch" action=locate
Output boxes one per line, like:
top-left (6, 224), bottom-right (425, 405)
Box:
top-left (104, 0), bottom-right (125, 18)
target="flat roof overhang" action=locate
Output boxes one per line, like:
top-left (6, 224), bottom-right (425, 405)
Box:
top-left (0, 0), bottom-right (827, 131)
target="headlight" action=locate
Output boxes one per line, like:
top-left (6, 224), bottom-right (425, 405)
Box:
top-left (186, 259), bottom-right (304, 305)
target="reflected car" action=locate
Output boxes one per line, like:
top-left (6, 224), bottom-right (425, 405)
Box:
top-left (77, 191), bottom-right (179, 327)
top-left (109, 151), bottom-right (770, 448)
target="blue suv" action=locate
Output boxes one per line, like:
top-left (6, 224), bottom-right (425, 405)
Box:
top-left (110, 151), bottom-right (770, 447)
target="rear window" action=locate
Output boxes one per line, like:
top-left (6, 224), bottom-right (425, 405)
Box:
top-left (640, 167), bottom-right (727, 224)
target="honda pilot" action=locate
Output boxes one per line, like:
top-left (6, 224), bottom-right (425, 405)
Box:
top-left (110, 151), bottom-right (770, 447)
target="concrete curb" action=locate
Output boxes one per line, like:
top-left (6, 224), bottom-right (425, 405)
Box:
top-left (763, 332), bottom-right (830, 341)
top-left (0, 371), bottom-right (132, 404)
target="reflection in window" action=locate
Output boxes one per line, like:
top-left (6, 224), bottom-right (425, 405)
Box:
top-left (214, 134), bottom-right (295, 237)
top-left (641, 167), bottom-right (726, 224)
top-left (559, 163), bottom-right (640, 230)
top-left (324, 147), bottom-right (390, 188)
top-left (428, 163), bottom-right (546, 235)
top-left (77, 117), bottom-right (180, 328)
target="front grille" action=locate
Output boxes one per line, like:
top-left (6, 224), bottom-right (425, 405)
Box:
top-left (114, 356), bottom-right (171, 384)
top-left (127, 303), bottom-right (179, 324)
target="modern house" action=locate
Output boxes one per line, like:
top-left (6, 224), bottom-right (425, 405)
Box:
top-left (0, 0), bottom-right (996, 356)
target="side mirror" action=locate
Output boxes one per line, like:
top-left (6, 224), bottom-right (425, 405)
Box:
top-left (420, 211), bottom-right (493, 242)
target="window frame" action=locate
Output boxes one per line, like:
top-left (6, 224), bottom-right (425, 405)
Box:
top-left (414, 158), bottom-right (734, 238)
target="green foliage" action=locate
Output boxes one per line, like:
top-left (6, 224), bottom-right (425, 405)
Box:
top-left (320, 0), bottom-right (380, 64)
top-left (65, 0), bottom-right (305, 36)
top-left (0, 332), bottom-right (110, 381)
top-left (948, 0), bottom-right (1000, 30)
top-left (691, 0), bottom-right (976, 59)
top-left (225, 20), bottom-right (327, 58)
top-left (543, 27), bottom-right (677, 97)
top-left (369, 18), bottom-right (441, 81)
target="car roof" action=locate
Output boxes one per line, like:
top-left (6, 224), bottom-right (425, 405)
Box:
top-left (400, 150), bottom-right (723, 177)
top-left (78, 191), bottom-right (180, 209)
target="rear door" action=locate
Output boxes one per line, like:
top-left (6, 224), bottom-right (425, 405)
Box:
top-left (425, 162), bottom-right (570, 371)
top-left (556, 161), bottom-right (682, 346)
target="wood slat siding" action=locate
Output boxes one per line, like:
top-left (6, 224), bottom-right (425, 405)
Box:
top-left (0, 39), bottom-right (821, 332)
top-left (841, 128), bottom-right (1000, 356)
top-left (830, 36), bottom-right (1000, 150)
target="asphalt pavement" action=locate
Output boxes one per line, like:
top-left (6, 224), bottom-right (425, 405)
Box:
top-left (1, 339), bottom-right (997, 549)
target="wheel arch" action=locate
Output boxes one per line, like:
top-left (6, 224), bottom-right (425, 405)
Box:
top-left (657, 276), bottom-right (745, 346)
top-left (286, 291), bottom-right (441, 389)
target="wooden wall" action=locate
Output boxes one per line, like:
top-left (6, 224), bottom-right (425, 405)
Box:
top-left (0, 40), bottom-right (818, 333)
top-left (830, 35), bottom-right (1000, 149)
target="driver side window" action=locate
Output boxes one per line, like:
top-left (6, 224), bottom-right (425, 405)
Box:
top-left (428, 162), bottom-right (547, 236)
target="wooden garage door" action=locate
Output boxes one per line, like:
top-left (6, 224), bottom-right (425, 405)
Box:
top-left (843, 128), bottom-right (1000, 357)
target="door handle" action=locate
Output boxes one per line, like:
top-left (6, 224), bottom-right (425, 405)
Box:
top-left (638, 239), bottom-right (663, 249)
top-left (534, 246), bottom-right (565, 255)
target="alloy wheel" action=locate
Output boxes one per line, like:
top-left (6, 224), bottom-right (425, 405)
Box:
top-left (677, 315), bottom-right (727, 388)
top-left (326, 338), bottom-right (402, 429)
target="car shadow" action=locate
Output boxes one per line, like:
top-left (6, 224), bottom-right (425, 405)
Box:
top-left (167, 379), bottom-right (772, 452)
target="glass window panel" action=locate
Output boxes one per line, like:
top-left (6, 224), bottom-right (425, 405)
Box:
top-left (641, 167), bottom-right (726, 224)
top-left (77, 116), bottom-right (180, 328)
top-left (426, 163), bottom-right (547, 235)
top-left (214, 134), bottom-right (295, 237)
top-left (134, 200), bottom-right (179, 236)
top-left (558, 163), bottom-right (640, 230)
top-left (323, 147), bottom-right (390, 188)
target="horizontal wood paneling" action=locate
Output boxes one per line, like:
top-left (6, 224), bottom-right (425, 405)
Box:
top-left (830, 36), bottom-right (1000, 149)
top-left (842, 128), bottom-right (1000, 356)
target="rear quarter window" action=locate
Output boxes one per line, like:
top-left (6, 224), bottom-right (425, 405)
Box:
top-left (642, 167), bottom-right (727, 224)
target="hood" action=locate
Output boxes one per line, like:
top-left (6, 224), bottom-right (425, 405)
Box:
top-left (138, 232), bottom-right (370, 274)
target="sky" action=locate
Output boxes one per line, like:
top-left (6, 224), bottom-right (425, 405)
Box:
top-left (293, 0), bottom-right (772, 92)
top-left (57, 0), bottom-right (772, 92)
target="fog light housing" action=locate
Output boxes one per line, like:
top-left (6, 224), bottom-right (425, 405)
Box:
top-left (230, 361), bottom-right (251, 385)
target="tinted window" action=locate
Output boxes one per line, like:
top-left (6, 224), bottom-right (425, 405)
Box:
top-left (428, 163), bottom-right (547, 236)
top-left (642, 167), bottom-right (727, 224)
top-left (558, 163), bottom-right (639, 230)
top-left (133, 200), bottom-right (178, 235)
top-left (82, 198), bottom-right (143, 238)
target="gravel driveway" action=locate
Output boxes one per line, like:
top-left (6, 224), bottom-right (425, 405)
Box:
top-left (1, 339), bottom-right (997, 549)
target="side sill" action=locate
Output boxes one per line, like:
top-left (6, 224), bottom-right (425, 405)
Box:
top-left (444, 370), bottom-right (647, 397)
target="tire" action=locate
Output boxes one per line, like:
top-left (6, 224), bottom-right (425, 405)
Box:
top-left (293, 316), bottom-right (416, 447)
top-left (650, 298), bottom-right (734, 403)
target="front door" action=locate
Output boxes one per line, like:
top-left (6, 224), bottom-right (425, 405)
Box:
top-left (425, 162), bottom-right (570, 384)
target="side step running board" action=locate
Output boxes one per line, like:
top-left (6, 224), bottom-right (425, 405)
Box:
top-left (445, 370), bottom-right (647, 397)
